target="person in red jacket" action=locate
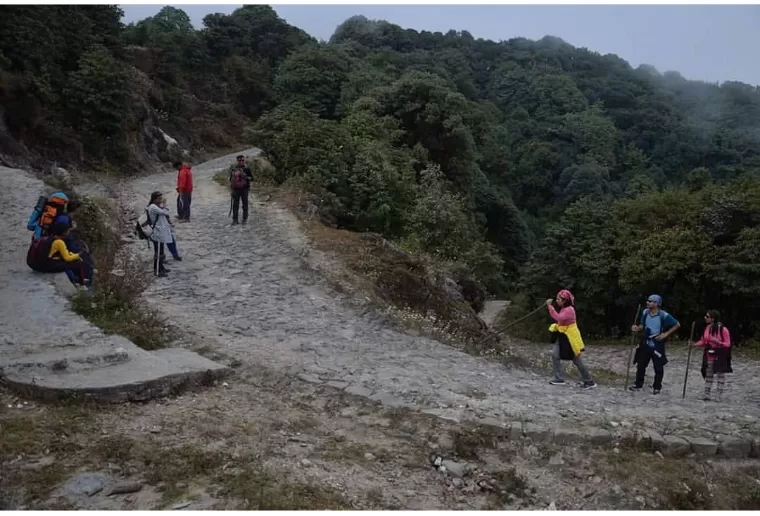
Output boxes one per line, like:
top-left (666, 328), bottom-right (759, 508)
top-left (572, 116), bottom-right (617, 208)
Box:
top-left (174, 161), bottom-right (193, 221)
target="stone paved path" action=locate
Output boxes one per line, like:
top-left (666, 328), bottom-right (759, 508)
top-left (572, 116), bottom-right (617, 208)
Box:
top-left (124, 150), bottom-right (760, 439)
top-left (0, 166), bottom-right (106, 352)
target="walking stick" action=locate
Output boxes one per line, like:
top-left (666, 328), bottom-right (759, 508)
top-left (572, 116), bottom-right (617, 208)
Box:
top-left (624, 303), bottom-right (642, 391)
top-left (477, 304), bottom-right (546, 347)
top-left (682, 321), bottom-right (696, 399)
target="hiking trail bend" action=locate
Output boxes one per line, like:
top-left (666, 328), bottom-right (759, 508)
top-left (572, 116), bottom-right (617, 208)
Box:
top-left (123, 150), bottom-right (760, 439)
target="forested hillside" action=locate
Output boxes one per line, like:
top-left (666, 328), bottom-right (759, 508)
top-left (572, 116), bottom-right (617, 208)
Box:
top-left (1, 5), bottom-right (759, 341)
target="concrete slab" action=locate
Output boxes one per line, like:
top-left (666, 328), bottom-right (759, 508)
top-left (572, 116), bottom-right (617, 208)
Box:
top-left (685, 436), bottom-right (718, 457)
top-left (662, 435), bottom-right (690, 457)
top-left (716, 435), bottom-right (752, 458)
top-left (2, 342), bottom-right (229, 403)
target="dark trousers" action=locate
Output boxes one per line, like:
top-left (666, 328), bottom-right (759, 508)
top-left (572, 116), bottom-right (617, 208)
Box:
top-left (153, 241), bottom-right (167, 275)
top-left (32, 259), bottom-right (91, 285)
top-left (64, 237), bottom-right (95, 282)
top-left (177, 192), bottom-right (192, 220)
top-left (158, 238), bottom-right (180, 264)
top-left (635, 348), bottom-right (665, 390)
top-left (231, 188), bottom-right (249, 222)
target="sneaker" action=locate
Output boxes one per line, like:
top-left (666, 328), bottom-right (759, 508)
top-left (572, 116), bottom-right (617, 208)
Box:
top-left (242, 219), bottom-right (248, 225)
top-left (628, 386), bottom-right (642, 392)
top-left (702, 396), bottom-right (711, 401)
top-left (581, 381), bottom-right (598, 390)
top-left (549, 379), bottom-right (566, 385)
top-left (156, 271), bottom-right (168, 278)
top-left (231, 220), bottom-right (239, 225)
top-left (172, 255), bottom-right (183, 261)
top-left (653, 388), bottom-right (661, 395)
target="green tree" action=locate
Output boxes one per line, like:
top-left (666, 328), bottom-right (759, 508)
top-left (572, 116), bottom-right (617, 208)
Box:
top-left (64, 44), bottom-right (131, 159)
top-left (274, 46), bottom-right (354, 119)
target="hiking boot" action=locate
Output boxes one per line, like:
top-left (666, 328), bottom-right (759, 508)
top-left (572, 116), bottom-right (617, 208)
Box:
top-left (652, 388), bottom-right (661, 395)
top-left (581, 381), bottom-right (597, 390)
top-left (156, 270), bottom-right (168, 278)
top-left (172, 255), bottom-right (183, 261)
top-left (549, 379), bottom-right (566, 385)
top-left (231, 220), bottom-right (239, 225)
top-left (628, 386), bottom-right (642, 392)
top-left (242, 219), bottom-right (248, 225)
top-left (702, 396), bottom-right (711, 401)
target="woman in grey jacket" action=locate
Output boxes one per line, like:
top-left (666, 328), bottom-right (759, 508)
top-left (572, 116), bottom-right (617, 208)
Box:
top-left (147, 191), bottom-right (180, 277)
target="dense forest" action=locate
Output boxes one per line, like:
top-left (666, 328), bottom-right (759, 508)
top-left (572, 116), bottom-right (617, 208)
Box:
top-left (1, 5), bottom-right (759, 341)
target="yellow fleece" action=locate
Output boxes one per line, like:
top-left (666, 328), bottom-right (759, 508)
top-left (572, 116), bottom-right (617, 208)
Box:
top-left (549, 322), bottom-right (585, 356)
top-left (49, 238), bottom-right (80, 262)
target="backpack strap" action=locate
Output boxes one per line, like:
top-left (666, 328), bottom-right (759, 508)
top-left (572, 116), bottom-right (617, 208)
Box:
top-left (147, 207), bottom-right (157, 228)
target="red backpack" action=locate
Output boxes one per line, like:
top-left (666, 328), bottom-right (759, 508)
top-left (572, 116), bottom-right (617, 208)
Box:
top-left (26, 236), bottom-right (54, 269)
top-left (230, 168), bottom-right (249, 190)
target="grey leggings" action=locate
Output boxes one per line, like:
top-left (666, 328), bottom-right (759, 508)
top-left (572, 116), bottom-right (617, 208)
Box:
top-left (704, 360), bottom-right (725, 398)
top-left (552, 342), bottom-right (593, 382)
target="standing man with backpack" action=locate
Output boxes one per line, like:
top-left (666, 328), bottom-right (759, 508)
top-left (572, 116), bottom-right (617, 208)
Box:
top-left (174, 161), bottom-right (193, 222)
top-left (630, 294), bottom-right (681, 395)
top-left (229, 155), bottom-right (253, 225)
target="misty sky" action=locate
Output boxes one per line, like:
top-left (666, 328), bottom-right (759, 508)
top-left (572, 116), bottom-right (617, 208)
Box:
top-left (121, 4), bottom-right (760, 86)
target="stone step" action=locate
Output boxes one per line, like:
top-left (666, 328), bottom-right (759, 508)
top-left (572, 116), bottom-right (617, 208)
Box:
top-left (1, 338), bottom-right (230, 404)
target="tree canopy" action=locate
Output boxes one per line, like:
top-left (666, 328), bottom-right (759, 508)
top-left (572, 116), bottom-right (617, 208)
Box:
top-left (1, 5), bottom-right (759, 341)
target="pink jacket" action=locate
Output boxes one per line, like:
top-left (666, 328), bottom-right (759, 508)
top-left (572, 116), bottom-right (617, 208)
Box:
top-left (695, 325), bottom-right (731, 360)
top-left (548, 305), bottom-right (576, 326)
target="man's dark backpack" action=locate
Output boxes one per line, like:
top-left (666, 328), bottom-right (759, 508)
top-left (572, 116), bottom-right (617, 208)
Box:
top-left (230, 167), bottom-right (249, 190)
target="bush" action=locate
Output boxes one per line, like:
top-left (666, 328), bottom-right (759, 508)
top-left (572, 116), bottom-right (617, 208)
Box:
top-left (67, 189), bottom-right (169, 350)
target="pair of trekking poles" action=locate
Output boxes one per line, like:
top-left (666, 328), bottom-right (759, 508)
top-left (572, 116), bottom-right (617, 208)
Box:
top-left (482, 301), bottom-right (697, 398)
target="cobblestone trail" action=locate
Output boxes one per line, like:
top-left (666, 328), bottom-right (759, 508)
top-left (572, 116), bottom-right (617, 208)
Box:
top-left (125, 150), bottom-right (760, 438)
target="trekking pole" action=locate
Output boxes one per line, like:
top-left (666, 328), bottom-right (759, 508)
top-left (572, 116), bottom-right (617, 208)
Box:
top-left (624, 303), bottom-right (642, 391)
top-left (682, 321), bottom-right (696, 399)
top-left (477, 304), bottom-right (546, 347)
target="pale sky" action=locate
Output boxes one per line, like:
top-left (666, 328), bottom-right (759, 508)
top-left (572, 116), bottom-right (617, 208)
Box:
top-left (120, 4), bottom-right (760, 86)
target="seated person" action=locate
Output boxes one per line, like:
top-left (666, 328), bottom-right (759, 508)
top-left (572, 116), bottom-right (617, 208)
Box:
top-left (26, 222), bottom-right (93, 289)
top-left (51, 199), bottom-right (95, 271)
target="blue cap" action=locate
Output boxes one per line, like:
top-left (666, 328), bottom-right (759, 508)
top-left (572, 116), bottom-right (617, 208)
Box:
top-left (647, 294), bottom-right (662, 307)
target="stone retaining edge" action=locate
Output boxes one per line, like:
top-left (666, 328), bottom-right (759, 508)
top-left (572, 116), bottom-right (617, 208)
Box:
top-left (471, 419), bottom-right (758, 460)
top-left (296, 374), bottom-right (759, 461)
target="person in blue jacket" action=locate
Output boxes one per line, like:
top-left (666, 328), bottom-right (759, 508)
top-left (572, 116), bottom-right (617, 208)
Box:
top-left (629, 294), bottom-right (681, 395)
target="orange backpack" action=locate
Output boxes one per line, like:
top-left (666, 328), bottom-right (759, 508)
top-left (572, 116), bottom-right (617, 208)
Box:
top-left (38, 195), bottom-right (68, 233)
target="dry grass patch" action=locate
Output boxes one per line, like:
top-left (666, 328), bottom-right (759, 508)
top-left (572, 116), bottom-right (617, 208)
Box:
top-left (592, 447), bottom-right (760, 510)
top-left (219, 468), bottom-right (348, 510)
top-left (320, 439), bottom-right (392, 464)
top-left (88, 433), bottom-right (350, 510)
top-left (0, 397), bottom-right (97, 508)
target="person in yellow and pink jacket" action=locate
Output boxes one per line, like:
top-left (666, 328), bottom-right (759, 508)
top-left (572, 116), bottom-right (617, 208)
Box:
top-left (546, 289), bottom-right (597, 390)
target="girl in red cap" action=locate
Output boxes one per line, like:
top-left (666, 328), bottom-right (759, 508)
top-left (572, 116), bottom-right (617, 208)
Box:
top-left (546, 289), bottom-right (597, 389)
